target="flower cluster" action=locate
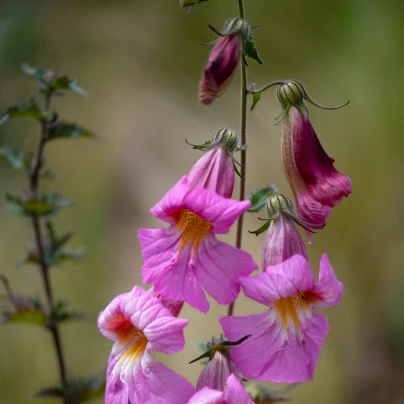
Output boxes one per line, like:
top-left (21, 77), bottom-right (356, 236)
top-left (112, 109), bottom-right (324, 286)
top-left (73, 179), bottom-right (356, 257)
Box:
top-left (98, 10), bottom-right (350, 404)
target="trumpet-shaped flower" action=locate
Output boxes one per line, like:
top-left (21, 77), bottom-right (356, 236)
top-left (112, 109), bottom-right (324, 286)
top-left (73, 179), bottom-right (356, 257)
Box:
top-left (98, 286), bottom-right (194, 404)
top-left (281, 105), bottom-right (352, 231)
top-left (220, 254), bottom-right (343, 383)
top-left (139, 176), bottom-right (257, 313)
top-left (188, 374), bottom-right (253, 404)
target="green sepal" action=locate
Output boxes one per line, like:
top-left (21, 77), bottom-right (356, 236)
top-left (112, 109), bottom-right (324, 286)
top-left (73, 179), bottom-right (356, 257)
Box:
top-left (248, 220), bottom-right (271, 236)
top-left (244, 32), bottom-right (263, 65)
top-left (47, 122), bottom-right (97, 140)
top-left (0, 100), bottom-right (43, 126)
top-left (5, 192), bottom-right (73, 216)
top-left (21, 63), bottom-right (88, 98)
top-left (249, 83), bottom-right (262, 111)
top-left (33, 372), bottom-right (106, 402)
top-left (248, 185), bottom-right (279, 212)
top-left (0, 306), bottom-right (48, 327)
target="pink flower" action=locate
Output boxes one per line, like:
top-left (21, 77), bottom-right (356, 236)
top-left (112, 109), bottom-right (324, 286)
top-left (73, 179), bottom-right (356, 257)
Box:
top-left (187, 129), bottom-right (237, 198)
top-left (281, 106), bottom-right (352, 231)
top-left (98, 286), bottom-right (194, 404)
top-left (138, 176), bottom-right (257, 313)
top-left (220, 254), bottom-right (343, 383)
top-left (188, 374), bottom-right (253, 404)
top-left (262, 195), bottom-right (308, 267)
top-left (199, 32), bottom-right (241, 105)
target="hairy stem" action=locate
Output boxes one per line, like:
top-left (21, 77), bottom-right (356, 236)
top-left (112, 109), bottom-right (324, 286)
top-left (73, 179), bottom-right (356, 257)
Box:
top-left (227, 0), bottom-right (247, 317)
top-left (30, 93), bottom-right (69, 399)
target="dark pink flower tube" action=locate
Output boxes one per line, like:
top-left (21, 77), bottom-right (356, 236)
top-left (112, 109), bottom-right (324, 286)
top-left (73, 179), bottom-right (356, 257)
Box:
top-left (199, 32), bottom-right (241, 105)
top-left (279, 82), bottom-right (352, 231)
top-left (187, 128), bottom-right (238, 198)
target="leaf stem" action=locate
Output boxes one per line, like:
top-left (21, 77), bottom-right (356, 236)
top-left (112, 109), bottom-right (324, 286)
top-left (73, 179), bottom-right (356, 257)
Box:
top-left (227, 0), bottom-right (247, 317)
top-left (30, 93), bottom-right (69, 401)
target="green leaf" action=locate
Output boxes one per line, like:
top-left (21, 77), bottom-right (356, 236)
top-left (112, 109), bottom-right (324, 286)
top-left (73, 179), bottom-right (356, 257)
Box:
top-left (5, 192), bottom-right (73, 216)
top-left (21, 63), bottom-right (88, 97)
top-left (34, 373), bottom-right (106, 402)
top-left (244, 32), bottom-right (263, 65)
top-left (248, 185), bottom-right (279, 213)
top-left (0, 100), bottom-right (43, 126)
top-left (48, 122), bottom-right (97, 140)
top-left (0, 147), bottom-right (26, 169)
top-left (0, 276), bottom-right (48, 327)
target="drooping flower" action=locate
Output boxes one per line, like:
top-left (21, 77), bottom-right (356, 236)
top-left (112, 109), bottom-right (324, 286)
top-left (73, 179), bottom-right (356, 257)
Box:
top-left (278, 81), bottom-right (352, 232)
top-left (188, 374), bottom-right (253, 404)
top-left (139, 176), bottom-right (257, 313)
top-left (220, 254), bottom-right (343, 383)
top-left (261, 195), bottom-right (309, 267)
top-left (199, 19), bottom-right (249, 105)
top-left (98, 286), bottom-right (194, 404)
top-left (187, 128), bottom-right (238, 198)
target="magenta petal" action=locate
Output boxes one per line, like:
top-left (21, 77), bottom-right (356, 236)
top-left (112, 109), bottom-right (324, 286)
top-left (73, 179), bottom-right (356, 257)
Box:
top-left (223, 374), bottom-right (253, 404)
top-left (196, 234), bottom-right (257, 305)
top-left (187, 147), bottom-right (235, 198)
top-left (135, 353), bottom-right (194, 404)
top-left (105, 351), bottom-right (128, 404)
top-left (311, 254), bottom-right (344, 308)
top-left (149, 176), bottom-right (250, 234)
top-left (258, 313), bottom-right (329, 383)
top-left (187, 387), bottom-right (223, 404)
top-left (145, 316), bottom-right (188, 354)
top-left (139, 227), bottom-right (181, 285)
top-left (263, 255), bottom-right (315, 299)
top-left (153, 243), bottom-right (210, 313)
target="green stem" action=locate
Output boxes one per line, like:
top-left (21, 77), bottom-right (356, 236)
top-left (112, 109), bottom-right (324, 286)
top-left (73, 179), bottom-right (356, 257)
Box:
top-left (31, 93), bottom-right (69, 402)
top-left (227, 0), bottom-right (247, 317)
top-left (248, 80), bottom-right (284, 94)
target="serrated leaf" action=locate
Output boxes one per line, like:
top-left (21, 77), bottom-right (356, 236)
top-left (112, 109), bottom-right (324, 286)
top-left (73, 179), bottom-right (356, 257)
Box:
top-left (248, 185), bottom-right (279, 213)
top-left (51, 300), bottom-right (93, 324)
top-left (33, 373), bottom-right (106, 402)
top-left (48, 122), bottom-right (96, 140)
top-left (5, 192), bottom-right (73, 216)
top-left (0, 309), bottom-right (48, 326)
top-left (244, 33), bottom-right (263, 65)
top-left (0, 147), bottom-right (25, 169)
top-left (0, 277), bottom-right (48, 327)
top-left (22, 63), bottom-right (88, 98)
top-left (0, 101), bottom-right (43, 126)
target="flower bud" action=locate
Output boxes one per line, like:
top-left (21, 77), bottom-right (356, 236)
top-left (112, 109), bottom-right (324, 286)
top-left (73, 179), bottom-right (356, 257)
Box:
top-left (179, 0), bottom-right (208, 8)
top-left (199, 22), bottom-right (244, 105)
top-left (196, 345), bottom-right (243, 392)
top-left (263, 195), bottom-right (308, 268)
top-left (281, 102), bottom-right (351, 238)
top-left (187, 129), bottom-right (238, 198)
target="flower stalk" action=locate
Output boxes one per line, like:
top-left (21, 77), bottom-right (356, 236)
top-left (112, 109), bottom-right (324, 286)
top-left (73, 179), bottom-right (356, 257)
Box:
top-left (30, 93), bottom-right (69, 402)
top-left (227, 0), bottom-right (247, 318)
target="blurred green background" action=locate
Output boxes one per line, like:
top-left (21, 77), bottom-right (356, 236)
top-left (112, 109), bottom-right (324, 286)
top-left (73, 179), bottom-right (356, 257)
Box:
top-left (0, 0), bottom-right (403, 402)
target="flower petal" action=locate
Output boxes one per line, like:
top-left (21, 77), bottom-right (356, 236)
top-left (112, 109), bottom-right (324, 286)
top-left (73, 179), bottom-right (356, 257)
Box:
top-left (145, 315), bottom-right (188, 354)
top-left (263, 255), bottom-right (315, 298)
top-left (187, 387), bottom-right (223, 404)
top-left (311, 254), bottom-right (343, 308)
top-left (138, 227), bottom-right (181, 285)
top-left (152, 243), bottom-right (210, 313)
top-left (224, 374), bottom-right (253, 404)
top-left (196, 234), bottom-right (257, 305)
top-left (150, 176), bottom-right (250, 234)
top-left (257, 313), bottom-right (329, 383)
